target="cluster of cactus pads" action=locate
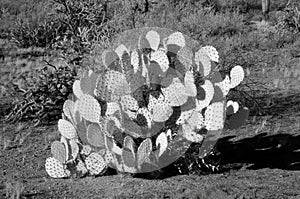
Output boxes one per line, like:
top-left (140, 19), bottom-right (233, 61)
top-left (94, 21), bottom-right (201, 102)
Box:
top-left (45, 28), bottom-right (249, 178)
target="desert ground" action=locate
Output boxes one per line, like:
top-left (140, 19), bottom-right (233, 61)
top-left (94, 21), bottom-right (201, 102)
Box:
top-left (0, 0), bottom-right (300, 198)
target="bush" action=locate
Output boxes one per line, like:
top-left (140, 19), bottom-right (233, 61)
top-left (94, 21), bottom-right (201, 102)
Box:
top-left (6, 63), bottom-right (76, 126)
top-left (275, 1), bottom-right (300, 35)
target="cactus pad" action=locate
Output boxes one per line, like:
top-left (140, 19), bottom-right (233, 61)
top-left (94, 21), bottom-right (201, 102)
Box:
top-left (156, 132), bottom-right (168, 157)
top-left (58, 119), bottom-right (77, 139)
top-left (137, 138), bottom-right (152, 168)
top-left (229, 65), bottom-right (245, 88)
top-left (85, 152), bottom-right (107, 175)
top-left (51, 141), bottom-right (66, 164)
top-left (45, 157), bottom-right (70, 178)
top-left (145, 30), bottom-right (160, 51)
top-left (87, 123), bottom-right (105, 148)
top-left (77, 94), bottom-right (101, 123)
top-left (204, 102), bottom-right (225, 131)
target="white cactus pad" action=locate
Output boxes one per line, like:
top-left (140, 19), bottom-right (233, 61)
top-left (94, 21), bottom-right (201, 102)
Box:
top-left (73, 80), bottom-right (84, 99)
top-left (150, 49), bottom-right (169, 72)
top-left (187, 110), bottom-right (204, 130)
top-left (77, 94), bottom-right (101, 123)
top-left (51, 141), bottom-right (66, 164)
top-left (152, 100), bottom-right (173, 122)
top-left (184, 71), bottom-right (197, 97)
top-left (115, 44), bottom-right (129, 59)
top-left (194, 49), bottom-right (211, 77)
top-left (121, 95), bottom-right (139, 111)
top-left (176, 109), bottom-right (194, 125)
top-left (201, 46), bottom-right (219, 62)
top-left (45, 157), bottom-right (70, 178)
top-left (85, 152), bottom-right (107, 175)
top-left (58, 119), bottom-right (77, 139)
top-left (131, 49), bottom-right (140, 74)
top-left (95, 70), bottom-right (130, 101)
top-left (106, 102), bottom-right (120, 116)
top-left (204, 102), bottom-right (225, 131)
top-left (229, 65), bottom-right (244, 88)
top-left (165, 32), bottom-right (185, 48)
top-left (161, 82), bottom-right (188, 107)
top-left (146, 30), bottom-right (160, 51)
top-left (156, 132), bottom-right (168, 157)
top-left (63, 100), bottom-right (75, 123)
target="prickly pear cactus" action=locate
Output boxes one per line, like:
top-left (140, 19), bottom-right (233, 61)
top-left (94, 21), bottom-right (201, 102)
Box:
top-left (45, 28), bottom-right (248, 178)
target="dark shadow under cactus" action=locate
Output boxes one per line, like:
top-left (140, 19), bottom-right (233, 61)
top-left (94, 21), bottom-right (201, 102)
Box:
top-left (131, 132), bottom-right (300, 180)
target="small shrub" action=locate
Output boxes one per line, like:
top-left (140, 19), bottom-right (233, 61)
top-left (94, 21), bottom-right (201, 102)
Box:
top-left (6, 63), bottom-right (76, 126)
top-left (275, 1), bottom-right (300, 35)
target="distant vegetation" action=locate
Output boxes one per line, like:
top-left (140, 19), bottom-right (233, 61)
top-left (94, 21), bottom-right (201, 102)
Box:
top-left (0, 0), bottom-right (299, 124)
